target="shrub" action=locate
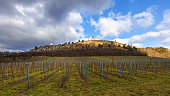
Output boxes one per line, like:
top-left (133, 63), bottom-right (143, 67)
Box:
top-left (127, 45), bottom-right (133, 51)
top-left (98, 44), bottom-right (103, 48)
top-left (155, 47), bottom-right (168, 53)
top-left (35, 46), bottom-right (38, 50)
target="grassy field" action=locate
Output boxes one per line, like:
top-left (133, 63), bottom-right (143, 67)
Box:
top-left (0, 56), bottom-right (169, 96)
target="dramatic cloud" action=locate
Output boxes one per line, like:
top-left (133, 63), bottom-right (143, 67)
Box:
top-left (0, 11), bottom-right (84, 50)
top-left (0, 0), bottom-right (114, 51)
top-left (91, 6), bottom-right (155, 38)
top-left (44, 0), bottom-right (114, 22)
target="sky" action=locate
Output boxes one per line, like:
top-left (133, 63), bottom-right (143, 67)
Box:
top-left (0, 0), bottom-right (170, 52)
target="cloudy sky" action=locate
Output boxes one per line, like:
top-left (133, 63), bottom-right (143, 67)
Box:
top-left (0, 0), bottom-right (170, 52)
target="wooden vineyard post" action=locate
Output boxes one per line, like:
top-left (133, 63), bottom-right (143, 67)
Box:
top-left (111, 59), bottom-right (113, 73)
top-left (8, 63), bottom-right (10, 74)
top-left (114, 62), bottom-right (116, 71)
top-left (42, 62), bottom-right (43, 72)
top-left (124, 62), bottom-right (126, 72)
top-left (102, 62), bottom-right (103, 78)
top-left (61, 63), bottom-right (62, 82)
top-left (15, 62), bottom-right (16, 74)
top-left (55, 62), bottom-right (57, 71)
top-left (97, 62), bottom-right (98, 73)
top-left (59, 63), bottom-right (60, 70)
top-left (111, 60), bottom-right (112, 74)
top-left (154, 62), bottom-right (155, 73)
top-left (23, 63), bottom-right (26, 79)
top-left (93, 62), bottom-right (94, 72)
top-left (158, 62), bottom-right (160, 73)
top-left (57, 63), bottom-right (59, 71)
top-left (67, 63), bottom-right (69, 73)
top-left (49, 62), bottom-right (50, 71)
top-left (64, 63), bottom-right (66, 79)
top-left (83, 63), bottom-right (85, 79)
top-left (26, 62), bottom-right (29, 89)
top-left (104, 62), bottom-right (107, 73)
top-left (1, 63), bottom-right (3, 76)
top-left (120, 62), bottom-right (122, 78)
top-left (156, 62), bottom-right (158, 75)
top-left (38, 62), bottom-right (40, 72)
top-left (6, 63), bottom-right (8, 79)
top-left (86, 62), bottom-right (88, 83)
top-left (160, 61), bottom-right (162, 72)
top-left (163, 62), bottom-right (165, 72)
top-left (130, 62), bottom-right (132, 73)
top-left (99, 62), bottom-right (100, 73)
top-left (59, 63), bottom-right (63, 88)
top-left (46, 63), bottom-right (47, 79)
top-left (135, 63), bottom-right (137, 76)
top-left (80, 62), bottom-right (81, 73)
top-left (11, 62), bottom-right (14, 79)
top-left (146, 61), bottom-right (148, 75)
top-left (122, 63), bottom-right (124, 77)
top-left (106, 62), bottom-right (108, 80)
top-left (152, 62), bottom-right (155, 73)
top-left (113, 61), bottom-right (115, 74)
top-left (142, 62), bottom-right (143, 73)
top-left (19, 62), bottom-right (20, 73)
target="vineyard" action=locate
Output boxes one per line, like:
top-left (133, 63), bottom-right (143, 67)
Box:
top-left (0, 56), bottom-right (170, 96)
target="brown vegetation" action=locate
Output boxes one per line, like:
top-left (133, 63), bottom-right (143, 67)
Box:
top-left (139, 47), bottom-right (170, 58)
top-left (26, 40), bottom-right (146, 57)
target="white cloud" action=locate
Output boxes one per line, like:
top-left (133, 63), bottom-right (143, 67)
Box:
top-left (99, 11), bottom-right (103, 15)
top-left (0, 47), bottom-right (24, 52)
top-left (108, 11), bottom-right (116, 18)
top-left (114, 30), bottom-right (170, 48)
top-left (132, 43), bottom-right (143, 48)
top-left (90, 18), bottom-right (98, 27)
top-left (0, 16), bottom-right (24, 26)
top-left (113, 8), bottom-right (170, 49)
top-left (113, 38), bottom-right (129, 44)
top-left (91, 6), bottom-right (155, 38)
top-left (133, 10), bottom-right (154, 28)
top-left (162, 37), bottom-right (170, 43)
top-left (67, 12), bottom-right (83, 25)
top-left (133, 6), bottom-right (157, 28)
top-left (113, 8), bottom-right (170, 46)
top-left (91, 13), bottom-right (132, 37)
top-left (163, 46), bottom-right (170, 49)
top-left (130, 30), bottom-right (169, 43)
top-left (156, 9), bottom-right (170, 30)
top-left (128, 31), bottom-right (161, 43)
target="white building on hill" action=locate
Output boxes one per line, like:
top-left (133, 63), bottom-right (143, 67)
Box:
top-left (90, 36), bottom-right (99, 40)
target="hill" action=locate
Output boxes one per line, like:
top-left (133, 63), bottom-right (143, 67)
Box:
top-left (26, 40), bottom-right (146, 57)
top-left (139, 47), bottom-right (170, 58)
top-left (1, 40), bottom-right (169, 58)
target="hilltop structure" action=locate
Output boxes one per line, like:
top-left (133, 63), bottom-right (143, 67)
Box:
top-left (90, 36), bottom-right (98, 40)
top-left (50, 43), bottom-right (53, 45)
